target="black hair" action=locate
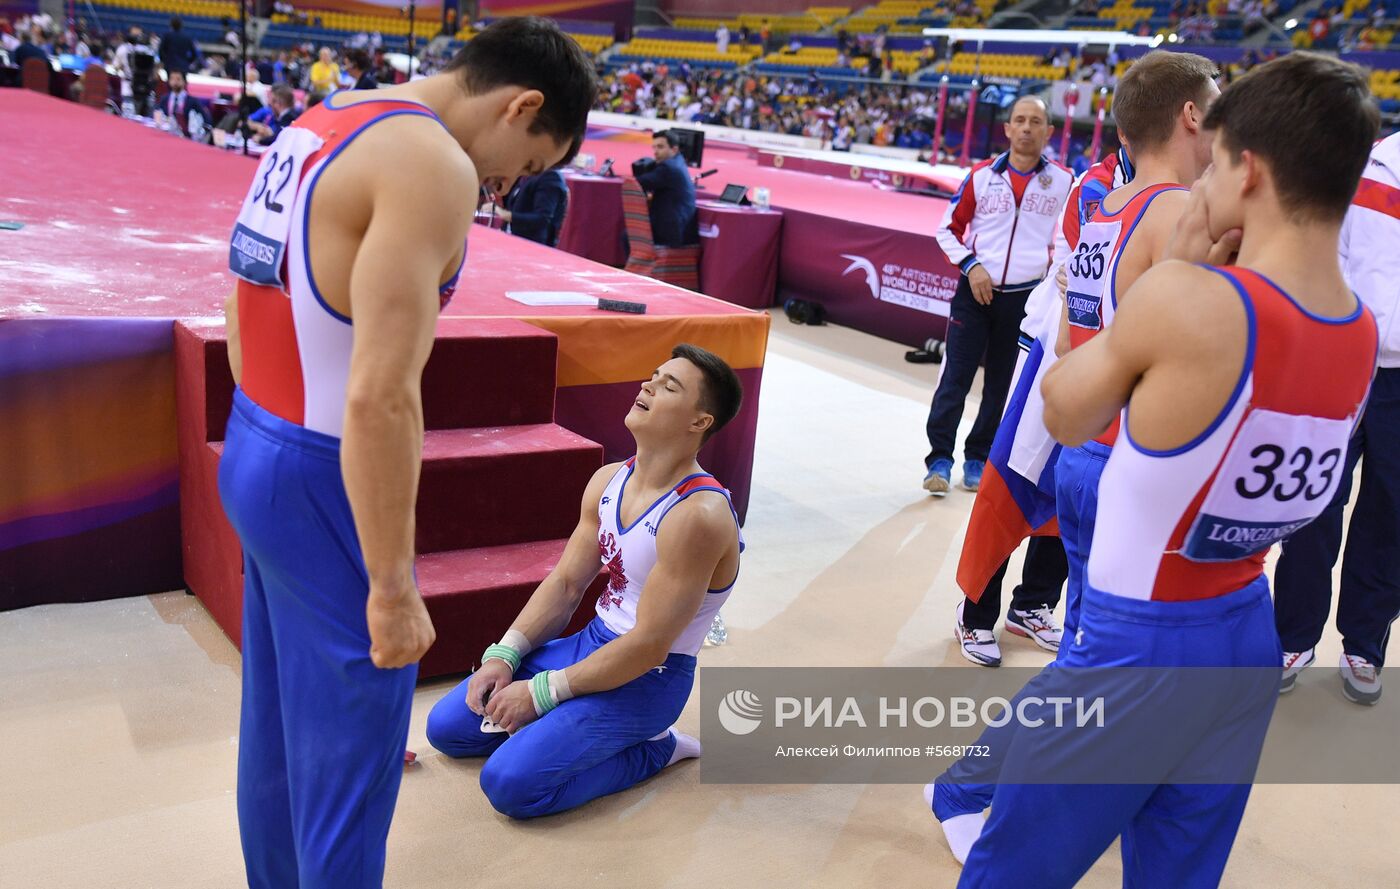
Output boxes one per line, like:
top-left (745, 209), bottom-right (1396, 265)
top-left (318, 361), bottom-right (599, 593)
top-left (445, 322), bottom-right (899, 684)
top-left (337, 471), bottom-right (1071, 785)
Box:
top-left (672, 343), bottom-right (743, 443)
top-left (170, 16), bottom-right (182, 31)
top-left (444, 17), bottom-right (597, 166)
top-left (1203, 52), bottom-right (1378, 222)
top-left (654, 129), bottom-right (681, 148)
top-left (345, 48), bottom-right (370, 72)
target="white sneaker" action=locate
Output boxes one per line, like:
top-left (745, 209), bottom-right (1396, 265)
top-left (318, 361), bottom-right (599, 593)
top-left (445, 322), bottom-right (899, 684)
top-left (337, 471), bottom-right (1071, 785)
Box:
top-left (1279, 648), bottom-right (1315, 694)
top-left (1005, 606), bottom-right (1062, 651)
top-left (955, 601), bottom-right (1001, 667)
top-left (1340, 653), bottom-right (1382, 705)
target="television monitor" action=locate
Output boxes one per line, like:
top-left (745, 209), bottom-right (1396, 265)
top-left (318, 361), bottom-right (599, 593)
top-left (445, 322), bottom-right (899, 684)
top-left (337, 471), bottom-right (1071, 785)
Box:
top-left (671, 128), bottom-right (705, 168)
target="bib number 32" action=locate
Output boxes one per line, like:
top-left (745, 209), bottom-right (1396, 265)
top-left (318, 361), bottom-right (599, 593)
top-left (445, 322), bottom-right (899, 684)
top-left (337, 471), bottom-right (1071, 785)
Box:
top-left (228, 127), bottom-right (324, 288)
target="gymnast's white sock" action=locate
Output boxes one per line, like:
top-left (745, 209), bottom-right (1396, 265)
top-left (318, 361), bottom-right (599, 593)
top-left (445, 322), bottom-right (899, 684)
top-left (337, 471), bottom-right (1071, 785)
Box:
top-left (939, 814), bottom-right (985, 866)
top-left (651, 727), bottom-right (702, 766)
top-left (923, 782), bottom-right (983, 865)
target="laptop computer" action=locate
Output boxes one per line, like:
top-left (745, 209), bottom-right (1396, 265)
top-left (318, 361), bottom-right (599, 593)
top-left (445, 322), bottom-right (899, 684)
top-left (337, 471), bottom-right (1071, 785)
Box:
top-left (718, 184), bottom-right (750, 205)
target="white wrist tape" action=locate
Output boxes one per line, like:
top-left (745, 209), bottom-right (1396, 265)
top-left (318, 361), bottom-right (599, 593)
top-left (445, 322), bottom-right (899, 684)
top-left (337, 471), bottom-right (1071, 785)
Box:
top-left (501, 628), bottom-right (533, 657)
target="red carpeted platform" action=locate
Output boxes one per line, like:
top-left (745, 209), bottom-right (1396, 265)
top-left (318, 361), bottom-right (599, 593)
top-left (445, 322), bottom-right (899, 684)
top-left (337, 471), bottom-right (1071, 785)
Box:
top-left (175, 318), bottom-right (607, 678)
top-left (1, 92), bottom-right (767, 679)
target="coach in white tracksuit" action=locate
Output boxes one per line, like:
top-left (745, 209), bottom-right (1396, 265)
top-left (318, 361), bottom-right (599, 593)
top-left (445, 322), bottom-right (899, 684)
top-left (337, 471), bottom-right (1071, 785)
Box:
top-left (922, 96), bottom-right (1073, 498)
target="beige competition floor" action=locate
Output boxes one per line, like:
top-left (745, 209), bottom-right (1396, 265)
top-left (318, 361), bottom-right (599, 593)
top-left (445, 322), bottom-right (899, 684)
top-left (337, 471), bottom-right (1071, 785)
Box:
top-left (2, 311), bottom-right (1396, 888)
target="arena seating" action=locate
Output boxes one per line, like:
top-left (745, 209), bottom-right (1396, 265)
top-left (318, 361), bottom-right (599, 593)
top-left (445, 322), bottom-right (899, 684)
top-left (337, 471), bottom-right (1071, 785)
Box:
top-left (441, 22), bottom-right (612, 59)
top-left (755, 44), bottom-right (927, 74)
top-left (86, 0), bottom-right (234, 45)
top-left (842, 0), bottom-right (996, 34)
top-left (62, 0), bottom-right (1400, 123)
top-left (934, 50), bottom-right (1066, 82)
top-left (1370, 65), bottom-right (1400, 109)
top-left (611, 35), bottom-right (764, 67)
top-left (84, 0), bottom-right (613, 57)
top-left (673, 12), bottom-right (826, 34)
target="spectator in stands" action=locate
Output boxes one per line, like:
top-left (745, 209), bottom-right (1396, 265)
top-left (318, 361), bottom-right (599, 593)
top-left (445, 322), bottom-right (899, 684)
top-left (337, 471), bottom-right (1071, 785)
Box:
top-left (0, 20), bottom-right (18, 56)
top-left (1243, 0), bottom-right (1267, 34)
top-left (158, 17), bottom-right (201, 75)
top-left (13, 28), bottom-right (46, 66)
top-left (1071, 141), bottom-right (1095, 176)
top-left (1309, 11), bottom-right (1332, 44)
top-left (739, 24), bottom-right (750, 46)
top-left (222, 18), bottom-right (240, 50)
top-left (832, 116), bottom-right (855, 151)
top-left (498, 169), bottom-right (569, 247)
top-left (715, 23), bottom-right (730, 56)
top-left (1181, 8), bottom-right (1219, 41)
top-left (244, 64), bottom-right (270, 106)
top-left (248, 82), bottom-right (298, 144)
top-left (308, 46), bottom-right (340, 104)
top-left (346, 49), bottom-right (377, 91)
top-left (632, 129), bottom-right (698, 247)
top-left (159, 70), bottom-right (209, 137)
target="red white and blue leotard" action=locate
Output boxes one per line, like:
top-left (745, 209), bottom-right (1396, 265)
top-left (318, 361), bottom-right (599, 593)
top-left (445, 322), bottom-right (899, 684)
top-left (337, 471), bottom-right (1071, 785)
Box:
top-left (235, 92), bottom-right (465, 437)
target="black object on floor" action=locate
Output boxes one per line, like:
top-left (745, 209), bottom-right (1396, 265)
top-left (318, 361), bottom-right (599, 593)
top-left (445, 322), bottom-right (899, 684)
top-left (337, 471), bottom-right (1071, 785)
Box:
top-left (783, 298), bottom-right (826, 325)
top-left (905, 339), bottom-right (945, 364)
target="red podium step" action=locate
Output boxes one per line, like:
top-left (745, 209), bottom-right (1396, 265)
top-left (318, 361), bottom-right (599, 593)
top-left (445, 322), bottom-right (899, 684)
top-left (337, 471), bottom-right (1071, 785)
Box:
top-left (175, 318), bottom-right (606, 679)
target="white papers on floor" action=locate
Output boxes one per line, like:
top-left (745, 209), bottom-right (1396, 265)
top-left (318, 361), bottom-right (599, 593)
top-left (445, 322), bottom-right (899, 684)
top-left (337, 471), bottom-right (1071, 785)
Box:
top-left (505, 291), bottom-right (599, 307)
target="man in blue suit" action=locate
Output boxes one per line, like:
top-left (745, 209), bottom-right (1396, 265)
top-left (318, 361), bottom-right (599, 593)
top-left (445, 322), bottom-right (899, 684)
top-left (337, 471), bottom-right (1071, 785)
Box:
top-left (499, 169), bottom-right (569, 247)
top-left (160, 69), bottom-right (209, 137)
top-left (158, 17), bottom-right (200, 74)
top-left (633, 130), bottom-right (698, 247)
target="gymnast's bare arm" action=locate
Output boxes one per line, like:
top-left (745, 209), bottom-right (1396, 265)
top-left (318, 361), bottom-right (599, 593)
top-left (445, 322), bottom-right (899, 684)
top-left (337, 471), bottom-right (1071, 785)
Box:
top-left (336, 117), bottom-right (477, 669)
top-left (564, 492), bottom-right (734, 694)
top-left (1043, 261), bottom-right (1247, 451)
top-left (224, 290), bottom-right (242, 384)
top-left (466, 464), bottom-right (621, 715)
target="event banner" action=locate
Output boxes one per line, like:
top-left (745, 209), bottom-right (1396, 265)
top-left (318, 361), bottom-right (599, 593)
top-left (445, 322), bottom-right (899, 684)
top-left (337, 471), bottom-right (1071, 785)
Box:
top-left (776, 207), bottom-right (960, 347)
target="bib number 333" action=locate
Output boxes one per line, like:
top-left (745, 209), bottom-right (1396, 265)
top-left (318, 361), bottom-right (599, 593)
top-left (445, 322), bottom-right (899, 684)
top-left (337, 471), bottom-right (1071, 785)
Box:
top-left (228, 127), bottom-right (324, 288)
top-left (1182, 408), bottom-right (1352, 562)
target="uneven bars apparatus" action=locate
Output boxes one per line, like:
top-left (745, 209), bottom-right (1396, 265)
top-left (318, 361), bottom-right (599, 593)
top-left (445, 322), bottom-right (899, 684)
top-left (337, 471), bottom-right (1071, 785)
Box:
top-left (919, 28), bottom-right (1161, 165)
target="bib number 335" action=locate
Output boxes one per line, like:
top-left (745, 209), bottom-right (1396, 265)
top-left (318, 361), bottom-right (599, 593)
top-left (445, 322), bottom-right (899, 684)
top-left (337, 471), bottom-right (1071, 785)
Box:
top-left (1065, 220), bottom-right (1120, 330)
top-left (228, 127), bottom-right (324, 288)
top-left (1182, 408), bottom-right (1353, 562)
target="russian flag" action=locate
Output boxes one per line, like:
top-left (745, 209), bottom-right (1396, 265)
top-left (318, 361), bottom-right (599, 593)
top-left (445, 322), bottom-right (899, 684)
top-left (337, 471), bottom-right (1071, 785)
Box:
top-left (955, 150), bottom-right (1130, 601)
top-left (956, 319), bottom-right (1061, 602)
